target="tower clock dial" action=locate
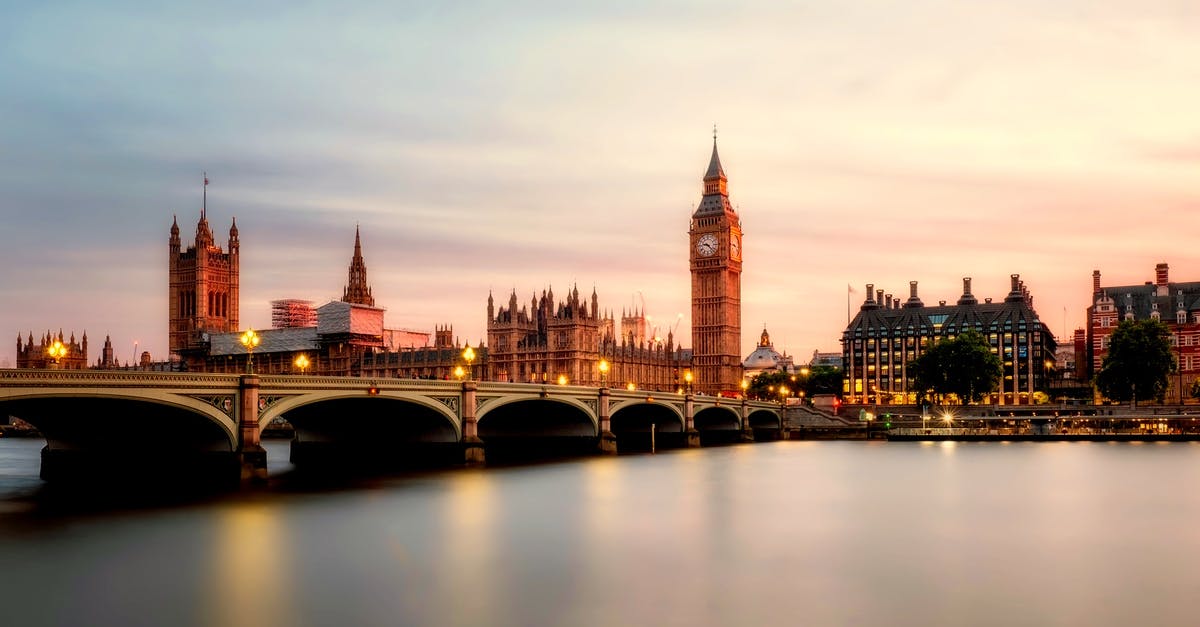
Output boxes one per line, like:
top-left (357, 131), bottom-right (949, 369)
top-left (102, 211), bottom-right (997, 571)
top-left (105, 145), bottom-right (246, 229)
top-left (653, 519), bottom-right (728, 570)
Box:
top-left (696, 233), bottom-right (718, 257)
top-left (730, 234), bottom-right (741, 260)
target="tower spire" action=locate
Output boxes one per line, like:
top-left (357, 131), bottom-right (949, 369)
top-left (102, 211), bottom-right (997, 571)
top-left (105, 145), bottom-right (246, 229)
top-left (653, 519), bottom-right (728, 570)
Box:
top-left (202, 171), bottom-right (208, 220)
top-left (342, 224), bottom-right (375, 307)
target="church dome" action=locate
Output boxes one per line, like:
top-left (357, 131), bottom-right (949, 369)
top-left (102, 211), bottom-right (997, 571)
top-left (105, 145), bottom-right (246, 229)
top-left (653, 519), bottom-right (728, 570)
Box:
top-left (742, 326), bottom-right (786, 372)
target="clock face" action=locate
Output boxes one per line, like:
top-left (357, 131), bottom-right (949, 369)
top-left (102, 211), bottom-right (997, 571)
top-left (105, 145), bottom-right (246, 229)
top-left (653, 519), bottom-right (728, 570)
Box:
top-left (696, 234), bottom-right (718, 257)
top-left (730, 234), bottom-right (741, 260)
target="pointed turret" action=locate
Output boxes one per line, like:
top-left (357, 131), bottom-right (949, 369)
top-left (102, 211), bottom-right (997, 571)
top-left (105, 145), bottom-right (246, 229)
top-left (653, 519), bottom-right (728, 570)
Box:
top-left (341, 225), bottom-right (375, 307)
top-left (693, 132), bottom-right (735, 218)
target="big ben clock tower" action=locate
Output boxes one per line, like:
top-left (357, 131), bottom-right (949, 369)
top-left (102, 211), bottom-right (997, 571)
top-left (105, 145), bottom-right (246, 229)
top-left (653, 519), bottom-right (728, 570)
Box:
top-left (689, 133), bottom-right (743, 394)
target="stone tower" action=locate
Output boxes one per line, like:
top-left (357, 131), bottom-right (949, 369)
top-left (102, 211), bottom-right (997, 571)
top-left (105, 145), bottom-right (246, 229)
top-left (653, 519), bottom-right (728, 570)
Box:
top-left (689, 133), bottom-right (743, 394)
top-left (169, 177), bottom-right (239, 357)
top-left (342, 225), bottom-right (375, 307)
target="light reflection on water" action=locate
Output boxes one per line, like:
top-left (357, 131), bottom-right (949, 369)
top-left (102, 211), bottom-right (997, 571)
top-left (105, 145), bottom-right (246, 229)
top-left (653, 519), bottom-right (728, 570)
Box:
top-left (1, 439), bottom-right (1200, 626)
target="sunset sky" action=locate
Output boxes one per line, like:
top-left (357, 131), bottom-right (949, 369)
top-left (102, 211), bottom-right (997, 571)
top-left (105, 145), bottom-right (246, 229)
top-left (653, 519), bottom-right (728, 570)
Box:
top-left (2, 1), bottom-right (1198, 367)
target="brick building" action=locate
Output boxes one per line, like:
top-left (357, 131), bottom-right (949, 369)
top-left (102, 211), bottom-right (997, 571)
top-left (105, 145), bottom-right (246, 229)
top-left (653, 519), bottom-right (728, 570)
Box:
top-left (1087, 263), bottom-right (1200, 403)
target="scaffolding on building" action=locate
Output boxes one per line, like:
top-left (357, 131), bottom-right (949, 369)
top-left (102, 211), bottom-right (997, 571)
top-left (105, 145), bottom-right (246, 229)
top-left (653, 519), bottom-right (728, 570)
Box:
top-left (271, 299), bottom-right (317, 329)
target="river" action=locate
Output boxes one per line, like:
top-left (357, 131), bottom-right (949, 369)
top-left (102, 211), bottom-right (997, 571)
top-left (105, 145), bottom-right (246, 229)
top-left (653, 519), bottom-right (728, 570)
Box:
top-left (1, 438), bottom-right (1199, 626)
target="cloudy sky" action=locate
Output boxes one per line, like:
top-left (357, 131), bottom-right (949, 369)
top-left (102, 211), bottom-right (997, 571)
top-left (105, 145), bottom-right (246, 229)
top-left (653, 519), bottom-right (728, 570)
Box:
top-left (2, 0), bottom-right (1198, 367)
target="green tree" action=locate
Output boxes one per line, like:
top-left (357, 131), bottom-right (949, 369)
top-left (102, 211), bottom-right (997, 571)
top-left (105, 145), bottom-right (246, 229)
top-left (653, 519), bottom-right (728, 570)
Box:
top-left (747, 367), bottom-right (844, 401)
top-left (1096, 319), bottom-right (1174, 405)
top-left (909, 329), bottom-right (1002, 404)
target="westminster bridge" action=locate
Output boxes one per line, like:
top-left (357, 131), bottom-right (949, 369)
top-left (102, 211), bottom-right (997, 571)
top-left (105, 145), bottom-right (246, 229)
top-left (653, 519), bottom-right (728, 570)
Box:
top-left (0, 369), bottom-right (785, 485)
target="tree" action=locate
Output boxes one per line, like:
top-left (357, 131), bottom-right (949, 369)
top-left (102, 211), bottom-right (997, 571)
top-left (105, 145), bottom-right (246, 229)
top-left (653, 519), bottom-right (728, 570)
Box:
top-left (909, 329), bottom-right (1002, 404)
top-left (1096, 319), bottom-right (1174, 405)
top-left (746, 367), bottom-right (844, 401)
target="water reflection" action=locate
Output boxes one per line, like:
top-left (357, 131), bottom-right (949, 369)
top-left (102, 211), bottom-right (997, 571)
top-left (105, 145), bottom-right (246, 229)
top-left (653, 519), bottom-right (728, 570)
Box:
top-left (3, 440), bottom-right (1200, 625)
top-left (205, 503), bottom-right (296, 627)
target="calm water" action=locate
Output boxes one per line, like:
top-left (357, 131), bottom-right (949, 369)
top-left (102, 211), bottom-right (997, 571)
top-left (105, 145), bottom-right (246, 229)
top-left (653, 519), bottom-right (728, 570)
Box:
top-left (2, 438), bottom-right (1200, 626)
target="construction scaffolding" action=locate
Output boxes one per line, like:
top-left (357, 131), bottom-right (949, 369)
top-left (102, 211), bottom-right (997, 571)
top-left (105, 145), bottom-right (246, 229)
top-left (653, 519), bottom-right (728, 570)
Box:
top-left (271, 299), bottom-right (317, 329)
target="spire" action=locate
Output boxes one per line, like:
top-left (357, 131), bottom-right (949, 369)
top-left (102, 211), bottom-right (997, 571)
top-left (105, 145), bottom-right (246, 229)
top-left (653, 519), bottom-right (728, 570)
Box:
top-left (694, 129), bottom-right (733, 217)
top-left (202, 171), bottom-right (209, 220)
top-left (705, 125), bottom-right (725, 180)
top-left (342, 225), bottom-right (375, 307)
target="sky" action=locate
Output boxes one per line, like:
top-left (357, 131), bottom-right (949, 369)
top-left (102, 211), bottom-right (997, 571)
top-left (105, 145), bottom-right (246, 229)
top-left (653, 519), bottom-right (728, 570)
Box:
top-left (2, 0), bottom-right (1199, 368)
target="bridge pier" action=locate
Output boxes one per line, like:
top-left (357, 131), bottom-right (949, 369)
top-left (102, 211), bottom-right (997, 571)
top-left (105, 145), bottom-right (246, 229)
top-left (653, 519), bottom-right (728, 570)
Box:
top-left (461, 380), bottom-right (485, 466)
top-left (597, 387), bottom-right (617, 454)
top-left (684, 394), bottom-right (701, 448)
top-left (238, 374), bottom-right (268, 486)
top-left (740, 400), bottom-right (755, 442)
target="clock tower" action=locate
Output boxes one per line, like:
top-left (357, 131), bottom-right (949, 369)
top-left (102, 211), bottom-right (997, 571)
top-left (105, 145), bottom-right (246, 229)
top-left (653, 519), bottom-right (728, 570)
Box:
top-left (689, 134), bottom-right (743, 394)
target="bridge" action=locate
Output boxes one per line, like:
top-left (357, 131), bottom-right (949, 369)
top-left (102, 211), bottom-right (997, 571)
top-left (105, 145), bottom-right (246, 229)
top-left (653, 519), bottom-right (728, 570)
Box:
top-left (0, 369), bottom-right (786, 486)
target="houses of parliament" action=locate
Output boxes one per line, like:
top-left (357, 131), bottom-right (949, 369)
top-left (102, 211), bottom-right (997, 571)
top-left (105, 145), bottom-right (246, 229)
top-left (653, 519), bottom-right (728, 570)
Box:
top-left (25, 139), bottom-right (747, 394)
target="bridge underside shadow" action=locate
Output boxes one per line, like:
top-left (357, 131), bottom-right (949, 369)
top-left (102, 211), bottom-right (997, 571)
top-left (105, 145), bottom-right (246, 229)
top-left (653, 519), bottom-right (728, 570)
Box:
top-left (284, 397), bottom-right (460, 471)
top-left (611, 405), bottom-right (685, 453)
top-left (748, 410), bottom-right (783, 441)
top-left (478, 400), bottom-right (597, 463)
top-left (695, 408), bottom-right (744, 446)
top-left (1, 398), bottom-right (237, 489)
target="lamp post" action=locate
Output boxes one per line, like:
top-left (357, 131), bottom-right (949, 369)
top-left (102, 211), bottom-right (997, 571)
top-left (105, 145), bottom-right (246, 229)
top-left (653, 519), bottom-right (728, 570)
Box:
top-left (454, 365), bottom-right (465, 381)
top-left (684, 370), bottom-right (693, 394)
top-left (558, 374), bottom-right (568, 386)
top-left (626, 381), bottom-right (636, 391)
top-left (46, 340), bottom-right (67, 369)
top-left (740, 379), bottom-right (749, 399)
top-left (294, 354), bottom-right (310, 375)
top-left (599, 358), bottom-right (609, 388)
top-left (240, 328), bottom-right (260, 374)
top-left (462, 345), bottom-right (476, 380)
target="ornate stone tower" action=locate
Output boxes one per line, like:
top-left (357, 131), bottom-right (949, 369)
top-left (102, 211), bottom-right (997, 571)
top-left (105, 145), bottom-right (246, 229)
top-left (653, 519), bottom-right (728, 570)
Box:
top-left (342, 225), bottom-right (375, 306)
top-left (169, 177), bottom-right (239, 357)
top-left (689, 134), bottom-right (743, 394)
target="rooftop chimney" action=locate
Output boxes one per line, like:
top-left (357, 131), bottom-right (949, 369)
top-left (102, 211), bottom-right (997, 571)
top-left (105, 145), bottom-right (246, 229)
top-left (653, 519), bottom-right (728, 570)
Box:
top-left (876, 289), bottom-right (884, 306)
top-left (905, 281), bottom-right (924, 308)
top-left (1093, 270), bottom-right (1101, 294)
top-left (1005, 273), bottom-right (1024, 303)
top-left (1156, 263), bottom-right (1169, 296)
top-left (957, 277), bottom-right (978, 306)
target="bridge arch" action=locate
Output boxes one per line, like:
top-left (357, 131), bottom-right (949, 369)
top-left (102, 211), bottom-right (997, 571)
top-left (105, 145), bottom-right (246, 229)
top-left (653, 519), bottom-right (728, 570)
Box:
top-left (476, 395), bottom-right (598, 438)
top-left (0, 390), bottom-right (239, 451)
top-left (609, 400), bottom-right (685, 451)
top-left (694, 405), bottom-right (742, 432)
top-left (747, 408), bottom-right (782, 430)
top-left (263, 391), bottom-right (462, 443)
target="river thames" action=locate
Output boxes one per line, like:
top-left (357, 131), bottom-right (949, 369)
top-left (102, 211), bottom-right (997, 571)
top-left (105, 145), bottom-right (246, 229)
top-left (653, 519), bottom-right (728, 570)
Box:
top-left (2, 438), bottom-right (1200, 626)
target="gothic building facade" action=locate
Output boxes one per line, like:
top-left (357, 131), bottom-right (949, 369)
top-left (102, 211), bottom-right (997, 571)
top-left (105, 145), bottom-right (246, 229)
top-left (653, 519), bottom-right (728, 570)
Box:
top-left (16, 330), bottom-right (88, 369)
top-left (689, 136), bottom-right (743, 394)
top-left (842, 275), bottom-right (1057, 405)
top-left (486, 286), bottom-right (688, 391)
top-left (169, 183), bottom-right (239, 359)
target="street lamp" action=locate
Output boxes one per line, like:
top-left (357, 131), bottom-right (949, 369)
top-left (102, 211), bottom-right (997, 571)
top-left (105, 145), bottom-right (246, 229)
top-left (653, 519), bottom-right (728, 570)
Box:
top-left (626, 382), bottom-right (636, 391)
top-left (240, 328), bottom-right (260, 374)
top-left (454, 365), bottom-right (465, 380)
top-left (780, 385), bottom-right (790, 410)
top-left (46, 340), bottom-right (67, 368)
top-left (462, 345), bottom-right (476, 380)
top-left (558, 374), bottom-right (568, 386)
top-left (599, 358), bottom-right (609, 387)
top-left (684, 370), bottom-right (693, 394)
top-left (294, 354), bottom-right (310, 375)
top-left (740, 379), bottom-right (749, 399)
